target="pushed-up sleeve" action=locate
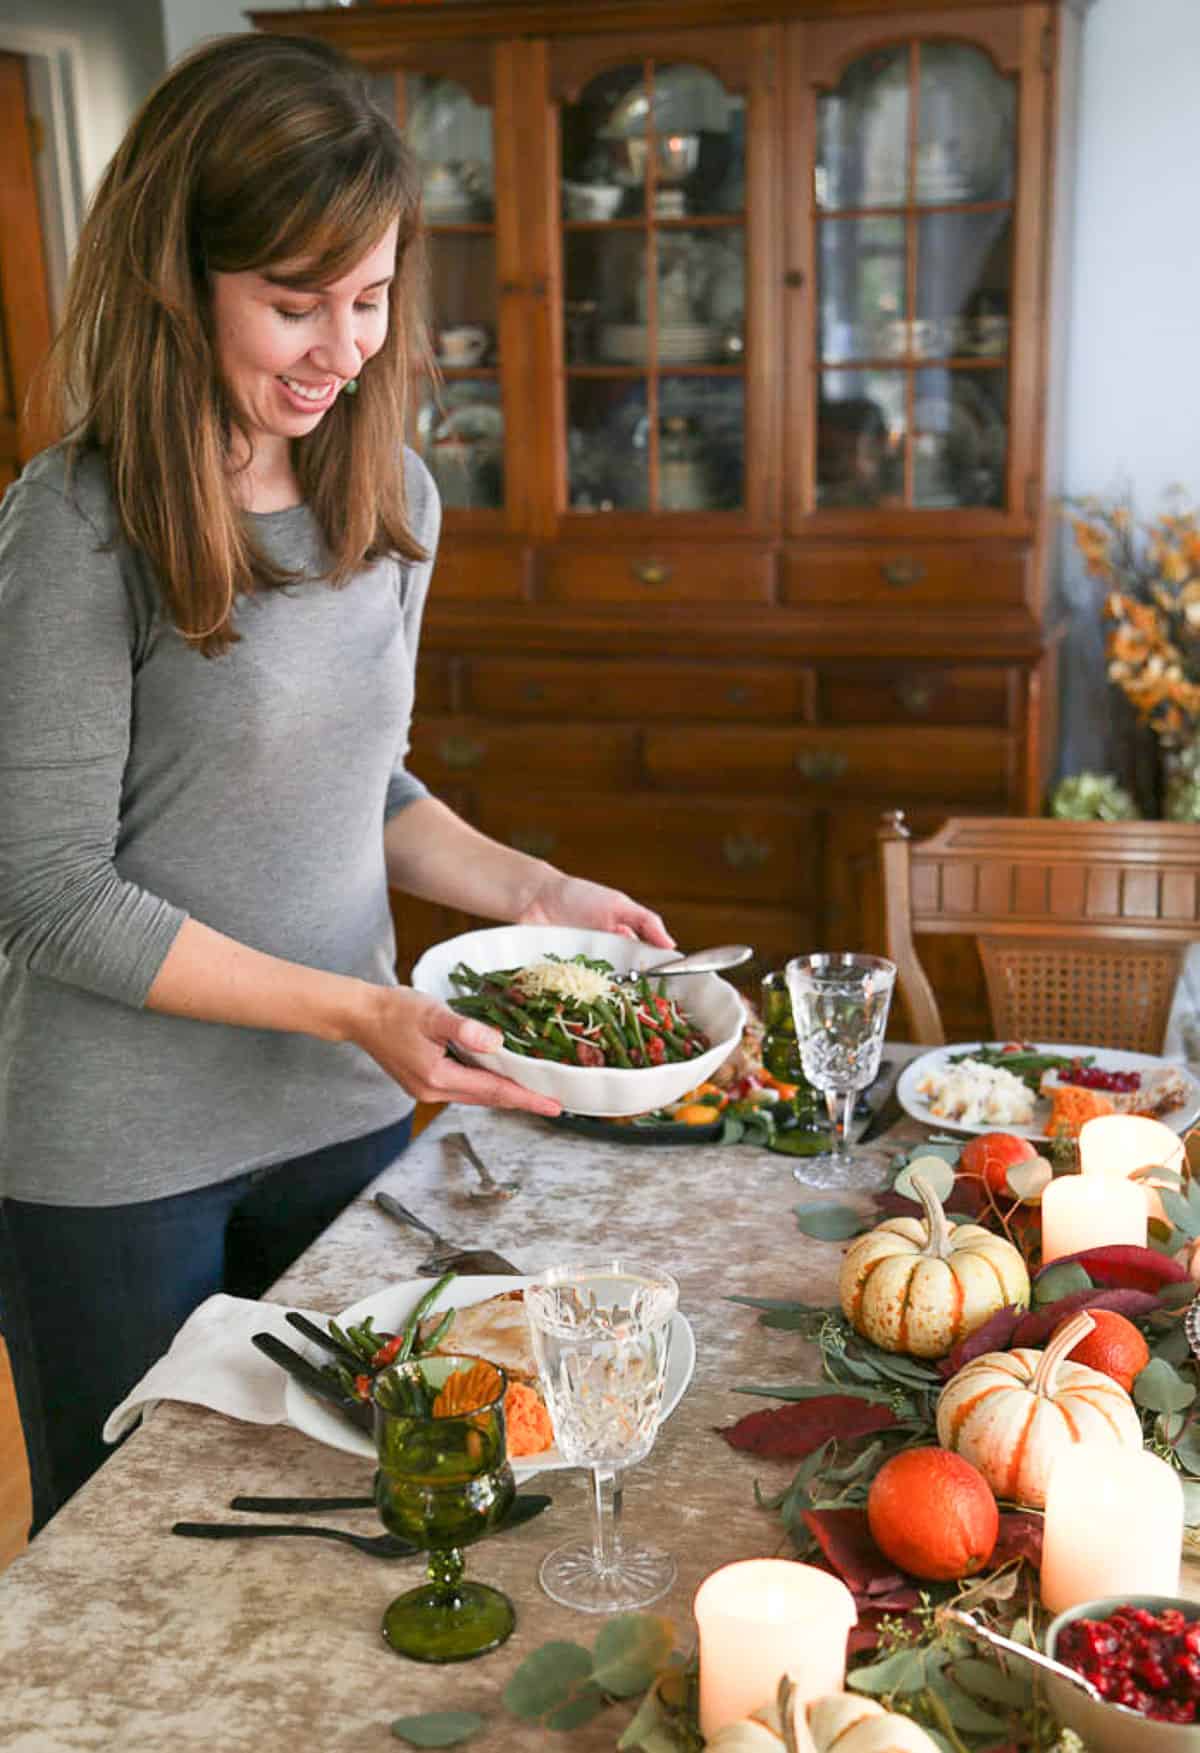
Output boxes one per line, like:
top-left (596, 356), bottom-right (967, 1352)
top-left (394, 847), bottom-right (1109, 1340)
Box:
top-left (0, 478), bottom-right (187, 1006)
top-left (384, 448), bottom-right (442, 821)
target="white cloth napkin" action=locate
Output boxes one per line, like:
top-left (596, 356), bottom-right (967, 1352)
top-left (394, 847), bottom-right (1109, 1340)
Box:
top-left (103, 1293), bottom-right (326, 1444)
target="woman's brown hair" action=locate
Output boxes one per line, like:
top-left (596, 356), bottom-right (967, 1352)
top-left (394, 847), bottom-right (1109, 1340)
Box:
top-left (41, 33), bottom-right (428, 656)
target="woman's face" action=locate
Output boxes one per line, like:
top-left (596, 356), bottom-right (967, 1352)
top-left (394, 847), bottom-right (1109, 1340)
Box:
top-left (209, 221), bottom-right (398, 459)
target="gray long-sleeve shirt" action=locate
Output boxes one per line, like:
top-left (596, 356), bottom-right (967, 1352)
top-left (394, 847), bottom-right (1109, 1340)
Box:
top-left (0, 443), bottom-right (439, 1206)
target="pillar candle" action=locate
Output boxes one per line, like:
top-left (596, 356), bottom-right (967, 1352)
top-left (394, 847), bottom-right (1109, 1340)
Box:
top-left (1079, 1113), bottom-right (1185, 1224)
top-left (1040, 1172), bottom-right (1147, 1263)
top-left (1041, 1444), bottom-right (1184, 1613)
top-left (694, 1560), bottom-right (857, 1738)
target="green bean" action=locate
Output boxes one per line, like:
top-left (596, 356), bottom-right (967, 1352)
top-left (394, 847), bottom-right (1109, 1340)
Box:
top-left (594, 998), bottom-right (632, 1067)
top-left (396, 1270), bottom-right (458, 1363)
top-left (415, 1307), bottom-right (456, 1357)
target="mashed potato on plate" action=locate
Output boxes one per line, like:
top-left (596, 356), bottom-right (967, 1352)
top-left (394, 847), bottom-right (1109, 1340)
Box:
top-left (914, 1056), bottom-right (1037, 1126)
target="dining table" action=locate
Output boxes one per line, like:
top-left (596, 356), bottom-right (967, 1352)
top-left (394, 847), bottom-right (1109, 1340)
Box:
top-left (1, 1063), bottom-right (1196, 1752)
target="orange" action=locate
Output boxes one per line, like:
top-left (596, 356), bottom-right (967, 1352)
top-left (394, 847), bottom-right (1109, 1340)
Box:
top-left (866, 1447), bottom-right (999, 1581)
top-left (1056, 1307), bottom-right (1150, 1393)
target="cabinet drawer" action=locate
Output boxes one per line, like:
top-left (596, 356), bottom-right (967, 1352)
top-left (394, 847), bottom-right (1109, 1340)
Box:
top-left (782, 545), bottom-right (1028, 607)
top-left (410, 719), bottom-right (637, 790)
top-left (461, 657), bottom-right (813, 722)
top-left (540, 546), bottom-right (775, 605)
top-left (818, 664), bottom-right (1016, 727)
top-left (644, 725), bottom-right (1013, 804)
top-left (475, 795), bottom-right (820, 906)
top-left (433, 544), bottom-right (530, 601)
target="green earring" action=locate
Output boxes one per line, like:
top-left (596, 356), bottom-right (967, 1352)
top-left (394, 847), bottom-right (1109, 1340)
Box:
top-left (344, 378), bottom-right (359, 396)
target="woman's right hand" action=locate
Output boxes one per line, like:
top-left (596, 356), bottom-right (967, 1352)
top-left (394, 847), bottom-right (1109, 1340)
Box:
top-left (348, 984), bottom-right (562, 1117)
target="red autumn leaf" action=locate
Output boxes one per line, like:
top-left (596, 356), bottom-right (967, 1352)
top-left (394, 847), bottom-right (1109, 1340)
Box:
top-left (937, 1305), bottom-right (1026, 1378)
top-left (1034, 1243), bottom-right (1189, 1294)
top-left (1011, 1286), bottom-right (1160, 1348)
top-left (992, 1510), bottom-right (1044, 1568)
top-left (801, 1507), bottom-right (906, 1595)
top-left (716, 1395), bottom-right (898, 1459)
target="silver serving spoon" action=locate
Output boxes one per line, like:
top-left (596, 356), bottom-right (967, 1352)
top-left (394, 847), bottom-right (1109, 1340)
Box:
top-left (637, 944), bottom-right (754, 978)
top-left (941, 1608), bottom-right (1115, 1710)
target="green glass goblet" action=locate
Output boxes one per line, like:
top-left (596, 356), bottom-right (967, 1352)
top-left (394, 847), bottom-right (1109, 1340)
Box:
top-left (373, 1354), bottom-right (516, 1663)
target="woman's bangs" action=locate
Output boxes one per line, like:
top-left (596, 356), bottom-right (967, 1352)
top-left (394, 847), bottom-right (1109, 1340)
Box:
top-left (260, 150), bottom-right (417, 287)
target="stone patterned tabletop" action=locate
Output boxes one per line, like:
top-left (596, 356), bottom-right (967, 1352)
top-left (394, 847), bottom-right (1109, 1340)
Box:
top-left (0, 1081), bottom-right (1195, 1751)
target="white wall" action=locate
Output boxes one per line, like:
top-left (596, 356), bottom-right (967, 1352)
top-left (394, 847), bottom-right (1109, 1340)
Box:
top-left (161, 0), bottom-right (291, 67)
top-left (0, 0), bottom-right (164, 195)
top-left (1056, 0), bottom-right (1200, 781)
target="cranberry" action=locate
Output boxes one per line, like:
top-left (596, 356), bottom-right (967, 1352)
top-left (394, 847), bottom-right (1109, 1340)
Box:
top-left (1057, 1604), bottom-right (1200, 1720)
top-left (1060, 1061), bottom-right (1143, 1092)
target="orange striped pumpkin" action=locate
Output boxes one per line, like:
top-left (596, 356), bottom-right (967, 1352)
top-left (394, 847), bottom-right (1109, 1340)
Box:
top-left (935, 1310), bottom-right (1143, 1508)
top-left (839, 1173), bottom-right (1029, 1359)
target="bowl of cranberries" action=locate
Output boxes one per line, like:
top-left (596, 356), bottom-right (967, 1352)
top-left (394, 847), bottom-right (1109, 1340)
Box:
top-left (1045, 1595), bottom-right (1200, 1752)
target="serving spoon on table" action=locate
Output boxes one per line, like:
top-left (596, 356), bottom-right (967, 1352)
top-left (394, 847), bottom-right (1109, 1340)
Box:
top-left (941, 1608), bottom-right (1110, 1707)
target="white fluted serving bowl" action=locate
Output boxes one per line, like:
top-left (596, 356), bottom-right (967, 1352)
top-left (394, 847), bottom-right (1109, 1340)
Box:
top-left (411, 924), bottom-right (745, 1117)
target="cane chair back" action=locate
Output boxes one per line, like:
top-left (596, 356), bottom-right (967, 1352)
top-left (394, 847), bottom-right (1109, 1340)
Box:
top-left (879, 811), bottom-right (1200, 1051)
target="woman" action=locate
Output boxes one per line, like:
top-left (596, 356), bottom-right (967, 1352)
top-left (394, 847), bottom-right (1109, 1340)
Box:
top-left (0, 33), bottom-right (672, 1531)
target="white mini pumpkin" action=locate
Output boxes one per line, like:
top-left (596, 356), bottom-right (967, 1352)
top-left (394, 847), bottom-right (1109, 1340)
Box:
top-left (936, 1309), bottom-right (1144, 1507)
top-left (839, 1172), bottom-right (1030, 1358)
top-left (706, 1678), bottom-right (939, 1753)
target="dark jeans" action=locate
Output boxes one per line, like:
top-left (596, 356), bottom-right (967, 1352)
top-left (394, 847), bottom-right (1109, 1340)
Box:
top-left (0, 1114), bottom-right (412, 1535)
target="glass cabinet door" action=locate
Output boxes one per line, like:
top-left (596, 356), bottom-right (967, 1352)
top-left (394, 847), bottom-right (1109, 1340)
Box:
top-left (811, 40), bottom-right (1016, 513)
top-left (373, 67), bottom-right (506, 514)
top-left (558, 58), bottom-right (747, 516)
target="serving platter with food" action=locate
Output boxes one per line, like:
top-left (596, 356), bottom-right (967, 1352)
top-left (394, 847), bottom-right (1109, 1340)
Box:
top-left (897, 1041), bottom-right (1200, 1140)
top-left (284, 1274), bottom-right (696, 1478)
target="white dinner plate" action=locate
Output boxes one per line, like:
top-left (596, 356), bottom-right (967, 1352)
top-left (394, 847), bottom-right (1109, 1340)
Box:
top-left (897, 1042), bottom-right (1200, 1142)
top-left (284, 1275), bottom-right (696, 1481)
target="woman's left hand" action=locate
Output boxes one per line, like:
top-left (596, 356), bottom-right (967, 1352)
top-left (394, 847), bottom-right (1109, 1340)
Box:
top-left (518, 874), bottom-right (674, 948)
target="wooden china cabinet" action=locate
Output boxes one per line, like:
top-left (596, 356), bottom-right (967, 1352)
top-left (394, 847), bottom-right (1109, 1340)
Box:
top-left (257, 0), bottom-right (1087, 1040)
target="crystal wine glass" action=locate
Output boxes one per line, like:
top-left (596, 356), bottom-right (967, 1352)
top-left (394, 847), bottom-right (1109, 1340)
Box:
top-left (525, 1260), bottom-right (678, 1614)
top-left (784, 951), bottom-right (896, 1191)
top-left (372, 1354), bottom-right (516, 1662)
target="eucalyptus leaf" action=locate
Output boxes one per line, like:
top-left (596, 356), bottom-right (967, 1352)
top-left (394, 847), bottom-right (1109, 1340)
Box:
top-left (953, 1567), bottom-right (1020, 1610)
top-left (1153, 1321), bottom-right (1193, 1365)
top-left (758, 1310), bottom-right (829, 1331)
top-left (1159, 1281), bottom-right (1199, 1310)
top-left (1009, 1615), bottom-right (1036, 1648)
top-left (1159, 1410), bottom-right (1186, 1444)
top-left (1161, 1190), bottom-right (1200, 1237)
top-left (720, 1116), bottom-right (744, 1145)
top-left (732, 1382), bottom-right (895, 1405)
top-left (1033, 1261), bottom-right (1093, 1304)
top-left (592, 1616), bottom-right (676, 1699)
top-left (927, 1673), bottom-right (1010, 1734)
top-left (792, 1202), bottom-right (868, 1241)
top-left (1173, 1423), bottom-right (1200, 1476)
top-left (893, 1155), bottom-right (957, 1206)
top-left (949, 1655), bottom-right (1033, 1709)
top-left (390, 1713), bottom-right (486, 1748)
top-left (1133, 1356), bottom-right (1197, 1414)
top-left (1182, 1479), bottom-right (1200, 1525)
top-left (847, 1646), bottom-right (928, 1696)
top-left (616, 1690), bottom-right (675, 1753)
top-left (546, 1688), bottom-right (607, 1732)
top-left (727, 1296), bottom-right (835, 1313)
top-left (504, 1642), bottom-right (594, 1720)
top-left (1005, 1156), bottom-right (1053, 1202)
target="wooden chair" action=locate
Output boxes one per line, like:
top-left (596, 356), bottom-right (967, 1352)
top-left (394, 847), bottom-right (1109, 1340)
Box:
top-left (879, 811), bottom-right (1200, 1051)
top-left (0, 1334), bottom-right (31, 1571)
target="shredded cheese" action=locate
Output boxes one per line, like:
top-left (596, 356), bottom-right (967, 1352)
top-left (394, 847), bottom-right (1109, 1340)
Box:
top-left (512, 958), bottom-right (615, 1005)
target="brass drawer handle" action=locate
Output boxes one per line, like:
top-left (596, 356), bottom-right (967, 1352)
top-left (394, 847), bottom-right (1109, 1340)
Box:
top-left (632, 559), bottom-right (672, 586)
top-left (896, 677), bottom-right (937, 715)
top-left (437, 734), bottom-right (486, 770)
top-left (881, 556), bottom-right (927, 589)
top-left (722, 833), bottom-right (772, 870)
top-left (795, 749), bottom-right (849, 782)
top-left (509, 829), bottom-right (558, 859)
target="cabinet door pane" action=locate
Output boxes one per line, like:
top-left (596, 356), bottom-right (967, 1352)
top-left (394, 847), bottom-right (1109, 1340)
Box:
top-left (913, 366), bottom-right (1007, 510)
top-left (418, 382), bottom-right (504, 510)
top-left (916, 43), bottom-right (1015, 206)
top-left (817, 372), bottom-right (905, 509)
top-left (817, 216), bottom-right (906, 362)
top-left (560, 57), bottom-right (747, 516)
top-left (815, 45), bottom-right (909, 211)
top-left (915, 211), bottom-right (1011, 358)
